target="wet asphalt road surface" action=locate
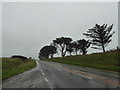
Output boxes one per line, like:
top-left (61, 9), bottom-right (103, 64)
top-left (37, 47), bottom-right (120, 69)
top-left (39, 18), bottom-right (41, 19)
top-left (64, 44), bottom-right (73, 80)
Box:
top-left (2, 60), bottom-right (119, 88)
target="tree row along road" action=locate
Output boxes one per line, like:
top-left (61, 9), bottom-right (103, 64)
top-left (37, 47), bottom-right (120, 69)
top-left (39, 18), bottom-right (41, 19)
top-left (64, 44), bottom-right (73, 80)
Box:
top-left (2, 60), bottom-right (119, 88)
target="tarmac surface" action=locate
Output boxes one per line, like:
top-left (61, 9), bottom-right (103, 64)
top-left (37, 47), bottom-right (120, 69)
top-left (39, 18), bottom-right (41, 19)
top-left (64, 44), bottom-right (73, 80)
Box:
top-left (2, 60), bottom-right (119, 88)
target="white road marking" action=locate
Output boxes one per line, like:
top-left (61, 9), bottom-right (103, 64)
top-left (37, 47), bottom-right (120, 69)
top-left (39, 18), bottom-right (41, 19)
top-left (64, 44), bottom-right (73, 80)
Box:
top-left (82, 75), bottom-right (92, 79)
top-left (42, 73), bottom-right (45, 76)
top-left (79, 74), bottom-right (93, 79)
top-left (41, 69), bottom-right (43, 72)
top-left (45, 78), bottom-right (48, 82)
top-left (86, 76), bottom-right (93, 79)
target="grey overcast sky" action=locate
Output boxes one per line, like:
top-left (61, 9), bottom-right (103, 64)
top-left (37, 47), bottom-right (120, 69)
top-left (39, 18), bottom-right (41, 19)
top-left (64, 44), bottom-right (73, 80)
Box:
top-left (2, 2), bottom-right (118, 59)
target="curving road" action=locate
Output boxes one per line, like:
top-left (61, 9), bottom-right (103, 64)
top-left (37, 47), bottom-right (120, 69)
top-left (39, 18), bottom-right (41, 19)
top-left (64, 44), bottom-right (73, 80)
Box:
top-left (2, 60), bottom-right (119, 89)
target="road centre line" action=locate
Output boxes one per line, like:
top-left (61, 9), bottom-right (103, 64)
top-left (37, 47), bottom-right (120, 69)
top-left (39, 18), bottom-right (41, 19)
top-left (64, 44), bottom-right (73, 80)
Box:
top-left (45, 78), bottom-right (48, 82)
top-left (42, 72), bottom-right (45, 76)
top-left (75, 72), bottom-right (93, 79)
top-left (77, 73), bottom-right (93, 79)
top-left (85, 76), bottom-right (93, 79)
top-left (41, 69), bottom-right (45, 76)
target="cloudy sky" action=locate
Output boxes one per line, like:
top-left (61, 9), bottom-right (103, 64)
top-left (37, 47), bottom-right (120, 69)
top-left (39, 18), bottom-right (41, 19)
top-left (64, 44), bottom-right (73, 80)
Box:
top-left (2, 2), bottom-right (118, 59)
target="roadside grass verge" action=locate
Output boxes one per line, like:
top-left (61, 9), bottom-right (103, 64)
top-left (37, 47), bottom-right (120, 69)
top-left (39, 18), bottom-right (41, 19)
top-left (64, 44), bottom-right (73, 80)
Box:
top-left (44, 49), bottom-right (120, 72)
top-left (2, 58), bottom-right (36, 81)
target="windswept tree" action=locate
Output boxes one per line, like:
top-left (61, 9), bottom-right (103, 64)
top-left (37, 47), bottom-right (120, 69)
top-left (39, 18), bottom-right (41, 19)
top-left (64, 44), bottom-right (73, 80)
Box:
top-left (77, 39), bottom-right (91, 55)
top-left (38, 45), bottom-right (57, 60)
top-left (53, 37), bottom-right (72, 57)
top-left (83, 24), bottom-right (115, 52)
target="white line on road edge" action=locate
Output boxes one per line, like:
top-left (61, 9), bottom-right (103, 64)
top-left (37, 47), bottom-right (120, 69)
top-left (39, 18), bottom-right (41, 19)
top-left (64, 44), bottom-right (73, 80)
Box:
top-left (45, 78), bottom-right (48, 82)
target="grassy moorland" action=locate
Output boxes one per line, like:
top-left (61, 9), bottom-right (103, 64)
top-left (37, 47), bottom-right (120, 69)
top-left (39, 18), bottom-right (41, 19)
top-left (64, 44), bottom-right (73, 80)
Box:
top-left (2, 58), bottom-right (36, 81)
top-left (44, 49), bottom-right (120, 72)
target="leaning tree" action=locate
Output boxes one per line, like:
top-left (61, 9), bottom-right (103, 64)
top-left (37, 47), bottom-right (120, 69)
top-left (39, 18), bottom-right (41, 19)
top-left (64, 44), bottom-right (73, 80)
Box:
top-left (83, 24), bottom-right (115, 52)
top-left (77, 39), bottom-right (91, 55)
top-left (53, 37), bottom-right (72, 57)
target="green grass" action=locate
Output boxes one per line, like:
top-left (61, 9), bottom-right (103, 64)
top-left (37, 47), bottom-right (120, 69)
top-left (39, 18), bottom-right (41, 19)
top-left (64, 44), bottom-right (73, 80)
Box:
top-left (44, 49), bottom-right (120, 72)
top-left (2, 58), bottom-right (36, 81)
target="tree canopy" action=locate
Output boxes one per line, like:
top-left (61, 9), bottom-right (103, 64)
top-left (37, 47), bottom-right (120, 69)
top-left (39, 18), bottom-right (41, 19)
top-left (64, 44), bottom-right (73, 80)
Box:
top-left (83, 24), bottom-right (115, 52)
top-left (77, 39), bottom-right (91, 55)
top-left (38, 23), bottom-right (116, 59)
top-left (53, 37), bottom-right (72, 57)
top-left (38, 45), bottom-right (57, 60)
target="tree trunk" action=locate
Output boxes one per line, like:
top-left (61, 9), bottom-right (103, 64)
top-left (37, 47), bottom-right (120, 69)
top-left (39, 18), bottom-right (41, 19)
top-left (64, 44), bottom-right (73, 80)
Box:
top-left (75, 49), bottom-right (77, 55)
top-left (83, 51), bottom-right (85, 55)
top-left (61, 48), bottom-right (64, 57)
top-left (70, 52), bottom-right (71, 56)
top-left (61, 51), bottom-right (65, 57)
top-left (62, 51), bottom-right (66, 57)
top-left (82, 49), bottom-right (86, 55)
top-left (62, 54), bottom-right (65, 57)
top-left (102, 44), bottom-right (105, 52)
top-left (76, 51), bottom-right (77, 55)
top-left (51, 54), bottom-right (53, 58)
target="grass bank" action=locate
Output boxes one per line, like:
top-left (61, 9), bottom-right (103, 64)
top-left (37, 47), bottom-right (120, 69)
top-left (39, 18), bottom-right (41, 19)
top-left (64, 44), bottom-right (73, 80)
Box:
top-left (2, 58), bottom-right (36, 81)
top-left (44, 49), bottom-right (120, 72)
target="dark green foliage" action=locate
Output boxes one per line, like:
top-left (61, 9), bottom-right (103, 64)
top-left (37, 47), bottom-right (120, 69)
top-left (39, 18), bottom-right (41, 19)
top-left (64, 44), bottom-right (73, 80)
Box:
top-left (77, 39), bottom-right (91, 55)
top-left (83, 24), bottom-right (115, 52)
top-left (39, 45), bottom-right (57, 60)
top-left (53, 37), bottom-right (72, 57)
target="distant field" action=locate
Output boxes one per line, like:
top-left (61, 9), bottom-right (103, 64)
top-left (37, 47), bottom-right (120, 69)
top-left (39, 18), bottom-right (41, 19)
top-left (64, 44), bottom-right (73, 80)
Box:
top-left (44, 49), bottom-right (120, 72)
top-left (2, 58), bottom-right (36, 81)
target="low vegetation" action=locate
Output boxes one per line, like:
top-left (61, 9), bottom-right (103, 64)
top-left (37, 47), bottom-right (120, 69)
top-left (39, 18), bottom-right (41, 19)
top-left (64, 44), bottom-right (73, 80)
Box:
top-left (2, 58), bottom-right (36, 81)
top-left (44, 49), bottom-right (120, 72)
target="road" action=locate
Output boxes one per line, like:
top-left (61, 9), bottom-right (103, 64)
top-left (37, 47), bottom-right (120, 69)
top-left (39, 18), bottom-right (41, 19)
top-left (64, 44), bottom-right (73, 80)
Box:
top-left (2, 60), bottom-right (119, 89)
